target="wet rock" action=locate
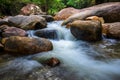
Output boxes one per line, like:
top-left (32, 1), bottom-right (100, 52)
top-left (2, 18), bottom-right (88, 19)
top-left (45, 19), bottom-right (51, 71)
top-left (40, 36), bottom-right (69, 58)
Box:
top-left (8, 15), bottom-right (47, 30)
top-left (62, 2), bottom-right (120, 25)
top-left (45, 57), bottom-right (60, 67)
top-left (0, 20), bottom-right (9, 26)
top-left (34, 28), bottom-right (58, 40)
top-left (2, 26), bottom-right (27, 37)
top-left (41, 15), bottom-right (54, 22)
top-left (70, 20), bottom-right (102, 42)
top-left (0, 43), bottom-right (4, 52)
top-left (54, 7), bottom-right (80, 20)
top-left (20, 4), bottom-right (46, 15)
top-left (2, 36), bottom-right (53, 55)
top-left (102, 22), bottom-right (120, 39)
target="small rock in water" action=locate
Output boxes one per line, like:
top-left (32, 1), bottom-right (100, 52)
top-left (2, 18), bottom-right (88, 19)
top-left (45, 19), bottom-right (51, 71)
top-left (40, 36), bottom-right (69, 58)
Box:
top-left (34, 28), bottom-right (58, 40)
top-left (45, 57), bottom-right (60, 67)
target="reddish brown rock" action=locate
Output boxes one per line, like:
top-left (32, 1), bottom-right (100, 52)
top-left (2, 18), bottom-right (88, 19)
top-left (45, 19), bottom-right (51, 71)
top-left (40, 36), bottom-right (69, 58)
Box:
top-left (70, 20), bottom-right (102, 42)
top-left (102, 22), bottom-right (120, 39)
top-left (20, 4), bottom-right (45, 15)
top-left (2, 36), bottom-right (53, 55)
top-left (54, 7), bottom-right (80, 20)
top-left (45, 57), bottom-right (60, 67)
top-left (2, 26), bottom-right (27, 37)
top-left (62, 2), bottom-right (120, 25)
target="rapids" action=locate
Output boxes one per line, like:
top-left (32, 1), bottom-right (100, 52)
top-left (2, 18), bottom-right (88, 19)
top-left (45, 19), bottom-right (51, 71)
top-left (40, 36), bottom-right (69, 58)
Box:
top-left (0, 21), bottom-right (120, 80)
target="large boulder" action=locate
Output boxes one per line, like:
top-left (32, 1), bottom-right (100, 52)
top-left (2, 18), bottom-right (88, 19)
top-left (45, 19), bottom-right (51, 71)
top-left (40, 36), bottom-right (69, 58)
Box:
top-left (54, 7), bottom-right (80, 20)
top-left (8, 15), bottom-right (47, 30)
top-left (102, 22), bottom-right (120, 39)
top-left (70, 20), bottom-right (102, 42)
top-left (2, 36), bottom-right (53, 55)
top-left (62, 2), bottom-right (120, 25)
top-left (20, 4), bottom-right (46, 15)
top-left (2, 26), bottom-right (27, 37)
top-left (34, 28), bottom-right (58, 40)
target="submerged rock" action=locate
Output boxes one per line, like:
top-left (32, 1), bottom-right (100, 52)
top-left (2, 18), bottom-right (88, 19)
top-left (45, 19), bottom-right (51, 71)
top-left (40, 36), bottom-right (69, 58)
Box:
top-left (0, 59), bottom-right (42, 80)
top-left (34, 28), bottom-right (58, 40)
top-left (70, 20), bottom-right (102, 42)
top-left (2, 36), bottom-right (53, 55)
top-left (8, 15), bottom-right (47, 30)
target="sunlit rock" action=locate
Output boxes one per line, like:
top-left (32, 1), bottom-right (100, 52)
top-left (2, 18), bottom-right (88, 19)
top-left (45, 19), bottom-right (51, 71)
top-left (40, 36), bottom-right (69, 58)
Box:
top-left (54, 7), bottom-right (80, 20)
top-left (62, 2), bottom-right (120, 25)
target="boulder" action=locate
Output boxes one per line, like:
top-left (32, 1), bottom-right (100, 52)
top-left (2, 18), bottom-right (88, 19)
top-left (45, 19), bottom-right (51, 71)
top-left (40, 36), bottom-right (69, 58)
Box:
top-left (2, 36), bottom-right (53, 55)
top-left (2, 26), bottom-right (27, 37)
top-left (20, 4), bottom-right (46, 15)
top-left (102, 22), bottom-right (120, 39)
top-left (62, 2), bottom-right (120, 25)
top-left (70, 20), bottom-right (102, 42)
top-left (54, 7), bottom-right (80, 20)
top-left (8, 15), bottom-right (47, 30)
top-left (34, 28), bottom-right (58, 40)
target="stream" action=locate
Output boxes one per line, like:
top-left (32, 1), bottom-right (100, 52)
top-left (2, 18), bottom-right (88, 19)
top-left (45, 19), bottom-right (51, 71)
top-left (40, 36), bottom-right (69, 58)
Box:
top-left (0, 21), bottom-right (120, 80)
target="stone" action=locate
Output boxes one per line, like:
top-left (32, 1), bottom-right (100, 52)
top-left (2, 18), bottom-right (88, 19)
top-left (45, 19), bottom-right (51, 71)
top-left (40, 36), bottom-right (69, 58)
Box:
top-left (34, 28), bottom-right (58, 40)
top-left (2, 26), bottom-right (27, 37)
top-left (62, 2), bottom-right (120, 25)
top-left (41, 15), bottom-right (54, 22)
top-left (20, 4), bottom-right (46, 15)
top-left (45, 57), bottom-right (60, 67)
top-left (70, 20), bottom-right (102, 42)
top-left (2, 36), bottom-right (53, 55)
top-left (0, 43), bottom-right (4, 52)
top-left (102, 22), bottom-right (120, 39)
top-left (8, 15), bottom-right (47, 30)
top-left (54, 7), bottom-right (80, 20)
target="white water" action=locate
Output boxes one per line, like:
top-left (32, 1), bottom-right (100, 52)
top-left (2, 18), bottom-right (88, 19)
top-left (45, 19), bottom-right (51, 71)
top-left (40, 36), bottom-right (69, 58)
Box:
top-left (33, 21), bottom-right (120, 80)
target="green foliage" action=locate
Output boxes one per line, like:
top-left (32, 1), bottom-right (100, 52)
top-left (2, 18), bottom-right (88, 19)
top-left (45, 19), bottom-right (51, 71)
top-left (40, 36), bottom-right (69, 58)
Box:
top-left (67, 0), bottom-right (95, 9)
top-left (0, 0), bottom-right (96, 16)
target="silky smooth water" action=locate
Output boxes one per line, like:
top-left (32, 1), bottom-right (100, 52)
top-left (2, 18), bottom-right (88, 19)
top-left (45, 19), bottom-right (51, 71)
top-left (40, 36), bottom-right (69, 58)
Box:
top-left (0, 21), bottom-right (120, 80)
top-left (33, 21), bottom-right (120, 80)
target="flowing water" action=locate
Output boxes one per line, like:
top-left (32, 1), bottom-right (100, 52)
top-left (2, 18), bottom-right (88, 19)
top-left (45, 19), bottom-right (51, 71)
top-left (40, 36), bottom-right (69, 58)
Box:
top-left (0, 21), bottom-right (120, 80)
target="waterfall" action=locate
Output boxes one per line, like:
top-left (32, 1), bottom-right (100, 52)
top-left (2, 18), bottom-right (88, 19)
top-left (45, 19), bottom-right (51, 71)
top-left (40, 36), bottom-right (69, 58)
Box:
top-left (32, 21), bottom-right (120, 80)
top-left (0, 21), bottom-right (120, 80)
